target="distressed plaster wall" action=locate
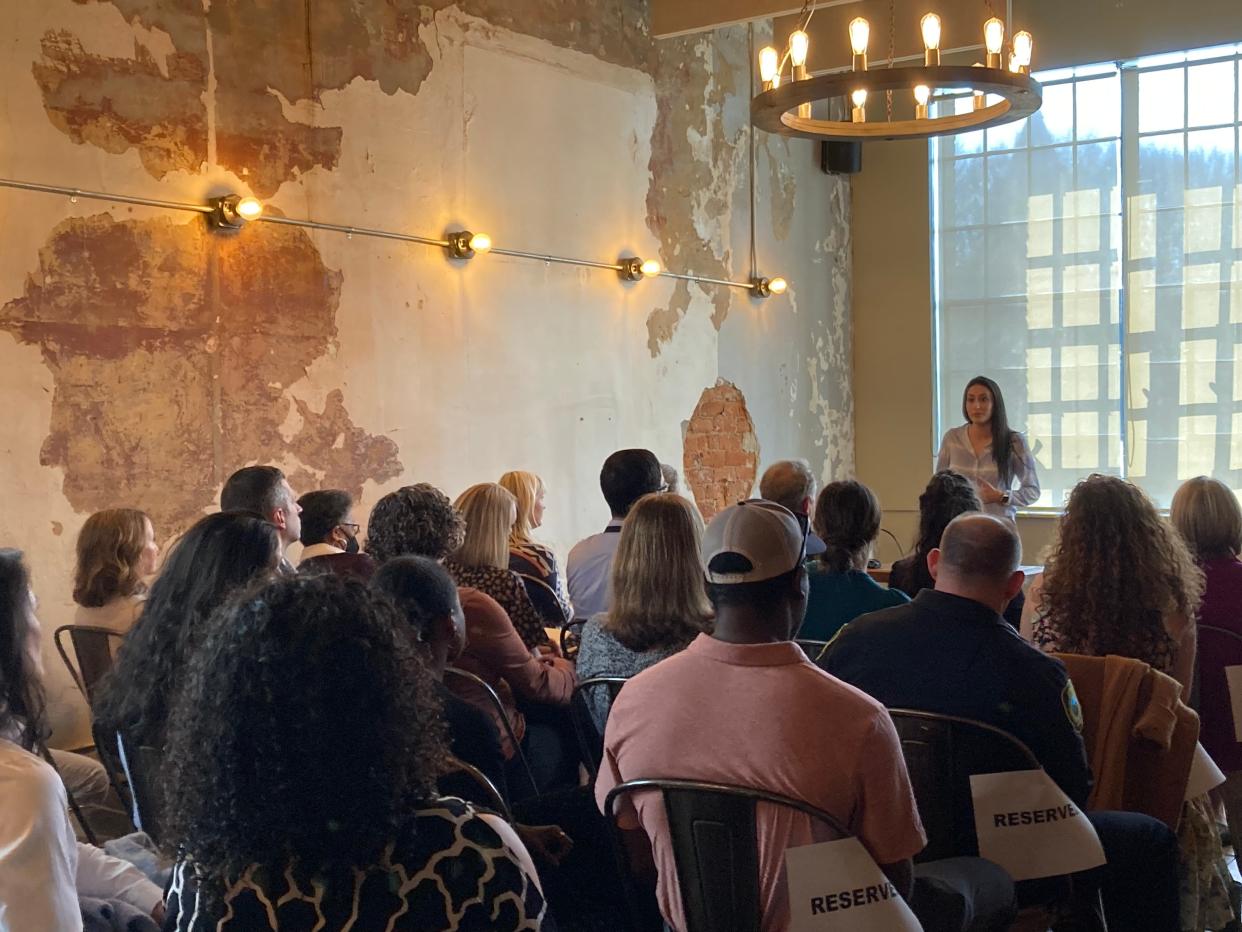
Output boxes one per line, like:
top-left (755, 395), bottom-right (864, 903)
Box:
top-left (0, 0), bottom-right (852, 743)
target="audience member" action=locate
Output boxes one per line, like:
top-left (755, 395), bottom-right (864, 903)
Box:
top-left (822, 513), bottom-right (1181, 929)
top-left (659, 463), bottom-right (680, 496)
top-left (799, 479), bottom-right (907, 641)
top-left (596, 500), bottom-right (1014, 932)
top-left (758, 458), bottom-right (827, 556)
top-left (160, 573), bottom-right (547, 929)
top-left (576, 494), bottom-right (713, 731)
top-left (447, 483), bottom-right (550, 650)
top-left (1021, 475), bottom-right (1227, 929)
top-left (296, 489), bottom-right (376, 580)
top-left (1171, 476), bottom-right (1242, 846)
top-left (219, 465), bottom-right (302, 563)
top-left (94, 512), bottom-right (280, 752)
top-left (0, 549), bottom-right (164, 929)
top-left (366, 484), bottom-right (574, 796)
top-left (889, 472), bottom-right (1027, 630)
top-left (499, 470), bottom-right (571, 622)
top-left (73, 508), bottom-right (158, 639)
top-left (567, 449), bottom-right (663, 619)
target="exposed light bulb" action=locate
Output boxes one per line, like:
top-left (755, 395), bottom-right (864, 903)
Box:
top-left (759, 46), bottom-right (778, 84)
top-left (789, 30), bottom-right (809, 68)
top-left (640, 259), bottom-right (661, 278)
top-left (849, 17), bottom-right (869, 70)
top-left (850, 88), bottom-right (867, 123)
top-left (984, 17), bottom-right (1005, 54)
top-left (914, 85), bottom-right (931, 106)
top-left (767, 277), bottom-right (788, 295)
top-left (851, 88), bottom-right (868, 108)
top-left (236, 196), bottom-right (263, 221)
top-left (771, 73), bottom-right (781, 88)
top-left (468, 232), bottom-right (491, 253)
top-left (972, 63), bottom-right (987, 109)
top-left (1012, 30), bottom-right (1033, 71)
top-left (920, 13), bottom-right (941, 50)
top-left (1008, 53), bottom-right (1021, 73)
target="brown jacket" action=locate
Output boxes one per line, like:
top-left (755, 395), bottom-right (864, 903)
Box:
top-left (1054, 652), bottom-right (1198, 828)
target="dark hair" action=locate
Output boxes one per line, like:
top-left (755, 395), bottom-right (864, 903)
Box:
top-left (911, 471), bottom-right (983, 584)
top-left (297, 490), bottom-right (353, 546)
top-left (706, 553), bottom-right (803, 612)
top-left (812, 480), bottom-right (881, 573)
top-left (221, 466), bottom-right (288, 517)
top-left (0, 550), bottom-right (44, 750)
top-left (94, 512), bottom-right (280, 748)
top-left (365, 484), bottom-right (465, 563)
top-left (962, 376), bottom-right (1017, 488)
top-left (601, 449), bottom-right (663, 518)
top-left (371, 556), bottom-right (459, 642)
top-left (938, 514), bottom-right (1021, 583)
top-left (162, 574), bottom-right (447, 909)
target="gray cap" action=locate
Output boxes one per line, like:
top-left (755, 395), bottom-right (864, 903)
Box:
top-left (703, 499), bottom-right (806, 584)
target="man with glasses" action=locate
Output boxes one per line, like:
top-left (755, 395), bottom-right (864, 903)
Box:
top-left (296, 489), bottom-right (376, 580)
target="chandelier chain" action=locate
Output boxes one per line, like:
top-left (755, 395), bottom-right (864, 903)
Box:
top-left (886, 0), bottom-right (896, 121)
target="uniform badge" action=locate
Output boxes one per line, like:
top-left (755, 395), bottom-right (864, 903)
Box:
top-left (1062, 681), bottom-right (1084, 734)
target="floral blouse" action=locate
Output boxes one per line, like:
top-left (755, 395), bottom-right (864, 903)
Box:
top-left (445, 561), bottom-right (550, 650)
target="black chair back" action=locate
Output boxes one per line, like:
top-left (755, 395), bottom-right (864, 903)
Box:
top-left (516, 573), bottom-right (568, 627)
top-left (116, 730), bottom-right (165, 845)
top-left (560, 618), bottom-right (587, 658)
top-left (604, 778), bottom-right (849, 932)
top-left (444, 666), bottom-right (540, 798)
top-left (794, 639), bottom-right (830, 664)
top-left (53, 624), bottom-right (123, 706)
top-left (570, 676), bottom-right (629, 780)
top-left (440, 755), bottom-right (512, 822)
top-left (887, 708), bottom-right (1040, 862)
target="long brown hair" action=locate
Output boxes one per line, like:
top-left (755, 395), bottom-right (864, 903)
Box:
top-left (1038, 475), bottom-right (1203, 656)
top-left (606, 494), bottom-right (713, 652)
top-left (73, 509), bottom-right (151, 608)
top-left (962, 376), bottom-right (1017, 488)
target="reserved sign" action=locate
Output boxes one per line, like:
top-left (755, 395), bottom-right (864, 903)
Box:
top-left (785, 836), bottom-right (922, 931)
top-left (970, 770), bottom-right (1105, 881)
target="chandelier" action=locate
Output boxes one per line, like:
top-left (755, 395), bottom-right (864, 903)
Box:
top-left (750, 7), bottom-right (1042, 143)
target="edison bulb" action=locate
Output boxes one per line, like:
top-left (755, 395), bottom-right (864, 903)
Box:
top-left (920, 13), bottom-right (941, 51)
top-left (848, 18), bottom-right (870, 55)
top-left (640, 259), bottom-right (661, 278)
top-left (789, 30), bottom-right (809, 68)
top-left (468, 232), bottom-right (492, 253)
top-left (1013, 30), bottom-right (1033, 69)
top-left (768, 277), bottom-right (788, 295)
top-left (759, 46), bottom-right (778, 84)
top-left (236, 196), bottom-right (263, 220)
top-left (984, 17), bottom-right (1005, 55)
top-left (851, 88), bottom-right (868, 109)
top-left (914, 85), bottom-right (931, 106)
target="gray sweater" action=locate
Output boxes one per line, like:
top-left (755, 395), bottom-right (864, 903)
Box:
top-left (575, 615), bottom-right (688, 731)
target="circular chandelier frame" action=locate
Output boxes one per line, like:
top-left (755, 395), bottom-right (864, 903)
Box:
top-left (751, 65), bottom-right (1042, 142)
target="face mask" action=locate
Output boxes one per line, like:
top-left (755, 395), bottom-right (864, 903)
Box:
top-left (343, 532), bottom-right (360, 555)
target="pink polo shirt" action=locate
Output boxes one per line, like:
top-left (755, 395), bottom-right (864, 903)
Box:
top-left (595, 633), bottom-right (926, 932)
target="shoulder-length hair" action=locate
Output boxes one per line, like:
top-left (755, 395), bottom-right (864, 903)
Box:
top-left (0, 550), bottom-right (44, 750)
top-left (161, 574), bottom-right (447, 910)
top-left (813, 480), bottom-right (882, 573)
top-left (498, 470), bottom-right (543, 550)
top-left (93, 512), bottom-right (280, 747)
top-left (606, 494), bottom-right (713, 652)
top-left (1171, 476), bottom-right (1242, 561)
top-left (452, 483), bottom-right (517, 570)
top-left (963, 376), bottom-right (1018, 488)
top-left (1039, 474), bottom-right (1204, 655)
top-left (73, 509), bottom-right (151, 608)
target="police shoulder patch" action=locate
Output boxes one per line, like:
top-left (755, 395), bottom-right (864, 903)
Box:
top-left (1062, 680), bottom-right (1084, 734)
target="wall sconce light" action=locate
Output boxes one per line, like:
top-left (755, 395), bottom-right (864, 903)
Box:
top-left (619, 257), bottom-right (661, 281)
top-left (751, 276), bottom-right (788, 297)
top-left (209, 194), bottom-right (263, 230)
top-left (447, 230), bottom-right (492, 259)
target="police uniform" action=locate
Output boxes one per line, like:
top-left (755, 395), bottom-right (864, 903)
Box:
top-left (819, 589), bottom-right (1090, 806)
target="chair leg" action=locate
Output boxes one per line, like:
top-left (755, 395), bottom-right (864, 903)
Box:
top-left (37, 744), bottom-right (100, 847)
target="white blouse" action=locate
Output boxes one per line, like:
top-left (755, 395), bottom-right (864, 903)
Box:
top-left (935, 424), bottom-right (1041, 521)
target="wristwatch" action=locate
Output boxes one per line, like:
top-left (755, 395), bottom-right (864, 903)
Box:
top-left (1000, 491), bottom-right (1011, 505)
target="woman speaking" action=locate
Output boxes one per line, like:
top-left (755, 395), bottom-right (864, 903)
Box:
top-left (936, 376), bottom-right (1040, 522)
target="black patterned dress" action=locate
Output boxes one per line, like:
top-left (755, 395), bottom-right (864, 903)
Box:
top-left (162, 798), bottom-right (546, 931)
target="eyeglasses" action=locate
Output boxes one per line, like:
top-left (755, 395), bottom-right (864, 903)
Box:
top-left (338, 523), bottom-right (360, 535)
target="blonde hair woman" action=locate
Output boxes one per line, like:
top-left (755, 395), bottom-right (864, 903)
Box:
top-left (72, 508), bottom-right (159, 639)
top-left (575, 494), bottom-right (714, 730)
top-left (499, 470), bottom-right (570, 621)
top-left (446, 483), bottom-right (551, 651)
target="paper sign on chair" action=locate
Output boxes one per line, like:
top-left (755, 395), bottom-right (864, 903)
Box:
top-left (785, 836), bottom-right (923, 931)
top-left (970, 770), bottom-right (1105, 881)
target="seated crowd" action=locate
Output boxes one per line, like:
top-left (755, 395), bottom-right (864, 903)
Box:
top-left (1, 452), bottom-right (1238, 931)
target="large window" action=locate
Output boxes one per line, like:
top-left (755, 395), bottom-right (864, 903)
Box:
top-left (932, 44), bottom-right (1242, 508)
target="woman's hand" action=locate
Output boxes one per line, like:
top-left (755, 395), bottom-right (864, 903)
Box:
top-left (976, 480), bottom-right (1005, 505)
top-left (516, 824), bottom-right (574, 865)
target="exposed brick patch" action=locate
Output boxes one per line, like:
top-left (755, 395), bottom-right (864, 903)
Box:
top-left (683, 380), bottom-right (760, 522)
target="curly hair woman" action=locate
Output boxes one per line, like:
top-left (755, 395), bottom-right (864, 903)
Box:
top-left (160, 573), bottom-right (547, 930)
top-left (93, 511), bottom-right (280, 751)
top-left (365, 483), bottom-right (466, 564)
top-left (1021, 474), bottom-right (1202, 693)
top-left (72, 508), bottom-right (159, 643)
top-left (576, 493), bottom-right (714, 730)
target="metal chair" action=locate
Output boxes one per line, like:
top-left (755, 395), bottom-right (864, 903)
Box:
top-left (53, 624), bottom-right (123, 707)
top-left (37, 742), bottom-right (99, 846)
top-left (444, 666), bottom-right (539, 798)
top-left (1194, 623), bottom-right (1242, 716)
top-left (794, 638), bottom-right (830, 663)
top-left (888, 708), bottom-right (1106, 929)
top-left (516, 572), bottom-right (569, 628)
top-left (440, 755), bottom-right (512, 822)
top-left (560, 618), bottom-right (586, 658)
top-left (604, 778), bottom-right (851, 932)
top-left (570, 676), bottom-right (629, 780)
top-left (115, 730), bottom-right (165, 845)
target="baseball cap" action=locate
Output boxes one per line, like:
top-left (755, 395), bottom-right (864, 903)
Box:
top-left (703, 499), bottom-right (807, 584)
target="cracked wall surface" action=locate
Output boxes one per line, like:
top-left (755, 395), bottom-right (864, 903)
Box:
top-left (0, 0), bottom-right (852, 741)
